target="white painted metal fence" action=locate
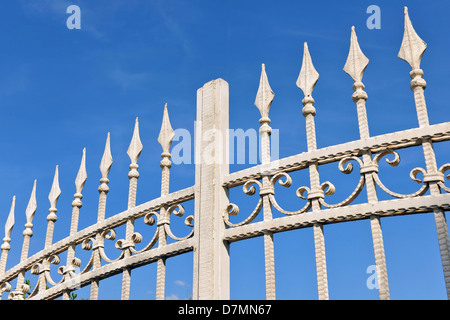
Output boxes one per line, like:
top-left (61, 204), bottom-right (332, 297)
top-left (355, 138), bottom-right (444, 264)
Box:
top-left (0, 7), bottom-right (449, 300)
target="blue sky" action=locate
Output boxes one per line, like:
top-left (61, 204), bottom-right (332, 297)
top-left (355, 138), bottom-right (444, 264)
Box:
top-left (0, 0), bottom-right (449, 300)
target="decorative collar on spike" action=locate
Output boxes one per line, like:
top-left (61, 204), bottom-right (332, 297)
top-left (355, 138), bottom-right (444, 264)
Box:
top-left (75, 148), bottom-right (87, 194)
top-left (48, 165), bottom-right (61, 209)
top-left (254, 63), bottom-right (274, 119)
top-left (127, 117), bottom-right (143, 165)
top-left (297, 42), bottom-right (319, 98)
top-left (157, 104), bottom-right (175, 154)
top-left (100, 132), bottom-right (113, 179)
top-left (398, 6), bottom-right (427, 70)
top-left (344, 26), bottom-right (369, 83)
top-left (25, 180), bottom-right (37, 225)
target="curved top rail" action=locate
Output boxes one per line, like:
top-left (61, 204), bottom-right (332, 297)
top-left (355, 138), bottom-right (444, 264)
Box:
top-left (0, 186), bottom-right (195, 284)
top-left (223, 122), bottom-right (450, 188)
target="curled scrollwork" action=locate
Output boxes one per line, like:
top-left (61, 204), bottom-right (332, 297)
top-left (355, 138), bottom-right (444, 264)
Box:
top-left (0, 281), bottom-right (12, 295)
top-left (81, 237), bottom-right (95, 251)
top-left (372, 149), bottom-right (401, 167)
top-left (130, 203), bottom-right (194, 255)
top-left (223, 147), bottom-right (442, 228)
top-left (296, 186), bottom-right (311, 200)
top-left (270, 172), bottom-right (292, 188)
top-left (243, 179), bottom-right (262, 195)
top-left (164, 204), bottom-right (194, 241)
top-left (223, 200), bottom-right (263, 227)
top-left (29, 254), bottom-right (64, 293)
top-left (268, 172), bottom-right (311, 215)
top-left (438, 163), bottom-right (450, 193)
top-left (224, 179), bottom-right (264, 227)
top-left (319, 156), bottom-right (365, 209)
top-left (11, 282), bottom-right (30, 299)
top-left (57, 257), bottom-right (82, 278)
top-left (91, 228), bottom-right (125, 264)
top-left (371, 149), bottom-right (429, 198)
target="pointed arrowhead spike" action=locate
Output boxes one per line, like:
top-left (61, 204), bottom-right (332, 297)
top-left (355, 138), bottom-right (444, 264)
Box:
top-left (157, 104), bottom-right (175, 154)
top-left (75, 148), bottom-right (87, 194)
top-left (127, 117), bottom-right (143, 164)
top-left (4, 196), bottom-right (15, 239)
top-left (398, 7), bottom-right (427, 70)
top-left (343, 26), bottom-right (369, 82)
top-left (100, 132), bottom-right (113, 179)
top-left (48, 165), bottom-right (61, 209)
top-left (25, 180), bottom-right (37, 225)
top-left (296, 42), bottom-right (319, 97)
top-left (254, 63), bottom-right (275, 119)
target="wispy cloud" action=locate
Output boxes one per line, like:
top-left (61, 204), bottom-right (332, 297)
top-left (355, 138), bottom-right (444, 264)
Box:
top-left (175, 280), bottom-right (186, 286)
top-left (152, 1), bottom-right (193, 57)
top-left (20, 0), bottom-right (72, 17)
top-left (165, 293), bottom-right (179, 300)
top-left (109, 66), bottom-right (148, 92)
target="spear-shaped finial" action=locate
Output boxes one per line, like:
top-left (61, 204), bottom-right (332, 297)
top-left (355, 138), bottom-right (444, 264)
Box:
top-left (19, 180), bottom-right (37, 271)
top-left (75, 148), bottom-right (87, 195)
top-left (158, 104), bottom-right (175, 155)
top-left (255, 63), bottom-right (275, 120)
top-left (343, 26), bottom-right (370, 139)
top-left (3, 196), bottom-right (15, 248)
top-left (45, 165), bottom-right (61, 248)
top-left (126, 117), bottom-right (142, 210)
top-left (398, 6), bottom-right (427, 70)
top-left (48, 165), bottom-right (61, 210)
top-left (25, 180), bottom-right (37, 226)
top-left (0, 196), bottom-right (15, 274)
top-left (297, 42), bottom-right (319, 99)
top-left (127, 117), bottom-right (143, 165)
top-left (398, 7), bottom-right (429, 128)
top-left (158, 104), bottom-right (174, 196)
top-left (344, 26), bottom-right (369, 83)
top-left (100, 132), bottom-right (113, 180)
top-left (96, 132), bottom-right (113, 222)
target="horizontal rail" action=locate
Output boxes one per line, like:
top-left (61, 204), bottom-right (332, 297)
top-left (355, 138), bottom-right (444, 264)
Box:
top-left (0, 186), bottom-right (195, 285)
top-left (223, 193), bottom-right (450, 242)
top-left (30, 238), bottom-right (194, 300)
top-left (224, 122), bottom-right (450, 187)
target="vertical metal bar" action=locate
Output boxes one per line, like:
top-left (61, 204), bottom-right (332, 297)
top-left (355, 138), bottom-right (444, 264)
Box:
top-left (297, 42), bottom-right (329, 300)
top-left (344, 26), bottom-right (390, 299)
top-left (121, 118), bottom-right (143, 300)
top-left (398, 7), bottom-right (450, 298)
top-left (90, 133), bottom-right (112, 300)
